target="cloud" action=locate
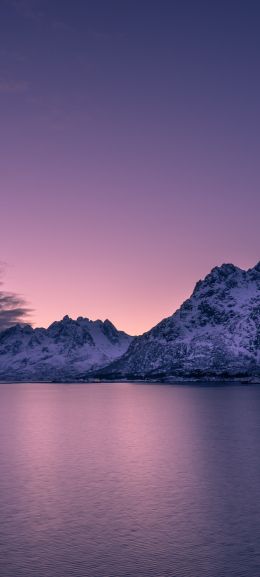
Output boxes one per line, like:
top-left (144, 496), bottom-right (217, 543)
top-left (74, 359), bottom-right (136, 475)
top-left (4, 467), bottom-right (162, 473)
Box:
top-left (0, 267), bottom-right (31, 331)
top-left (0, 79), bottom-right (28, 93)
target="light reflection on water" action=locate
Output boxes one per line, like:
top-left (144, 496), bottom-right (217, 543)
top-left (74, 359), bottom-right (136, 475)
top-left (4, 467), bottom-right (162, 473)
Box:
top-left (0, 382), bottom-right (260, 577)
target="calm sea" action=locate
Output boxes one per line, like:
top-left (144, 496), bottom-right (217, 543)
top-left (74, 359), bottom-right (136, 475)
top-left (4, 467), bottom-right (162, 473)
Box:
top-left (0, 382), bottom-right (260, 577)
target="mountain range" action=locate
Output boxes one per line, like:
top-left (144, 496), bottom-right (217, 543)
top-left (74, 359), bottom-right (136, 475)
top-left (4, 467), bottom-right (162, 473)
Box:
top-left (0, 316), bottom-right (132, 381)
top-left (99, 262), bottom-right (260, 381)
top-left (0, 262), bottom-right (259, 382)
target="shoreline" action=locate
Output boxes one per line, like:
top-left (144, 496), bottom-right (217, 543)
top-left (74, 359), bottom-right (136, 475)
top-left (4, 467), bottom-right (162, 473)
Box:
top-left (0, 377), bottom-right (259, 386)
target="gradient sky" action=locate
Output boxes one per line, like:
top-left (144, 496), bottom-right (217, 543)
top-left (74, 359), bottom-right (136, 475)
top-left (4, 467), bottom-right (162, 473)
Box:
top-left (1, 0), bottom-right (259, 334)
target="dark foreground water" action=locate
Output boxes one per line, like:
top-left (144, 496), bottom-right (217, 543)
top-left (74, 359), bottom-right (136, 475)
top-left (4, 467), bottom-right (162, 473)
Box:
top-left (1, 383), bottom-right (260, 577)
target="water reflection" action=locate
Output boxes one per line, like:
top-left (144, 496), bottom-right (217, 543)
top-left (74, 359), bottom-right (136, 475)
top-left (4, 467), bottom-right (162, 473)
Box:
top-left (0, 383), bottom-right (260, 577)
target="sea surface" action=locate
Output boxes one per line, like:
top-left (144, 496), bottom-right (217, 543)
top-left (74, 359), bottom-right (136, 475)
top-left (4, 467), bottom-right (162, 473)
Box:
top-left (0, 382), bottom-right (260, 577)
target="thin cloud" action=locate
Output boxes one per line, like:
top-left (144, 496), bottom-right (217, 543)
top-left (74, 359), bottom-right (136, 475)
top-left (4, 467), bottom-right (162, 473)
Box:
top-left (0, 267), bottom-right (31, 331)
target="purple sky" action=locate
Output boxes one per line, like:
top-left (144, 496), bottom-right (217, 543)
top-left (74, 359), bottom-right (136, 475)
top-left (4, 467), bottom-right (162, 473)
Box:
top-left (1, 0), bottom-right (259, 334)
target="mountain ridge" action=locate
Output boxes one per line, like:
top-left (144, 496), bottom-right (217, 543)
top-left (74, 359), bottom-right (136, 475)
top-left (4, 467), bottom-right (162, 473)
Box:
top-left (93, 261), bottom-right (260, 381)
top-left (0, 315), bottom-right (133, 381)
top-left (0, 261), bottom-right (259, 382)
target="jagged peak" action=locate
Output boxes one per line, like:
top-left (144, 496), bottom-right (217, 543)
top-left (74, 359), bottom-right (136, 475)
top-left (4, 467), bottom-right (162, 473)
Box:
top-left (50, 315), bottom-right (88, 328)
top-left (251, 261), bottom-right (260, 273)
top-left (14, 322), bottom-right (32, 331)
top-left (47, 315), bottom-right (73, 330)
top-left (104, 319), bottom-right (115, 328)
top-left (190, 263), bottom-right (246, 299)
top-left (77, 316), bottom-right (89, 323)
top-left (209, 263), bottom-right (241, 276)
top-left (46, 315), bottom-right (128, 336)
top-left (62, 315), bottom-right (72, 322)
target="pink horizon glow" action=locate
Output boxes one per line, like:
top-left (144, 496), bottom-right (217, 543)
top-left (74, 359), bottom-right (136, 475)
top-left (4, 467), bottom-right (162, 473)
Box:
top-left (1, 2), bottom-right (259, 335)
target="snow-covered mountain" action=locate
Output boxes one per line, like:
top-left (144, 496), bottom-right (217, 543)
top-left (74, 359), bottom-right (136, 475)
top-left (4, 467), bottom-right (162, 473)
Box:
top-left (0, 316), bottom-right (133, 381)
top-left (99, 262), bottom-right (260, 380)
top-left (0, 262), bottom-right (259, 382)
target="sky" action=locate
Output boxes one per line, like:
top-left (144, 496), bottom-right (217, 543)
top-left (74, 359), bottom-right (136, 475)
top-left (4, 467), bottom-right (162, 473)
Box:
top-left (0, 0), bottom-right (259, 335)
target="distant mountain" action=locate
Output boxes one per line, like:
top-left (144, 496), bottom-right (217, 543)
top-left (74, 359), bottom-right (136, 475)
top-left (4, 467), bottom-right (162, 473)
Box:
top-left (0, 316), bottom-right (133, 381)
top-left (0, 262), bottom-right (259, 382)
top-left (98, 262), bottom-right (260, 381)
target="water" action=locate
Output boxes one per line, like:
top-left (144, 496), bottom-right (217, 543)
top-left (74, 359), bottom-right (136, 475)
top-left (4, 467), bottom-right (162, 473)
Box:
top-left (1, 382), bottom-right (260, 577)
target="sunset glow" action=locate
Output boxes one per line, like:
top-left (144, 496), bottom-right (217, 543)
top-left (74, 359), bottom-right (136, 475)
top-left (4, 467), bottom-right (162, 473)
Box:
top-left (1, 1), bottom-right (259, 334)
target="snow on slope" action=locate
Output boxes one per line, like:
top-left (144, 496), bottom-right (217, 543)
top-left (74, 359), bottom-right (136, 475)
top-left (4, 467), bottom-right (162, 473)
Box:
top-left (101, 262), bottom-right (260, 379)
top-left (0, 262), bottom-right (259, 382)
top-left (0, 316), bottom-right (133, 381)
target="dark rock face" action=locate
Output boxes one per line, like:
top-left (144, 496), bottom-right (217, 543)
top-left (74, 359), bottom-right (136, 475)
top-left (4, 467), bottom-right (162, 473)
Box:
top-left (100, 263), bottom-right (260, 380)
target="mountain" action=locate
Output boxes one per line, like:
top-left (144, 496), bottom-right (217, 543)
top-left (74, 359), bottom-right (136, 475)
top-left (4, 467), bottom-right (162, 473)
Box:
top-left (97, 262), bottom-right (260, 380)
top-left (0, 262), bottom-right (259, 382)
top-left (0, 316), bottom-right (133, 381)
